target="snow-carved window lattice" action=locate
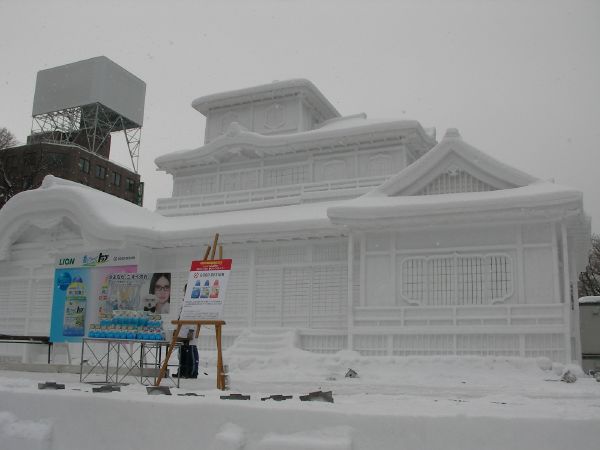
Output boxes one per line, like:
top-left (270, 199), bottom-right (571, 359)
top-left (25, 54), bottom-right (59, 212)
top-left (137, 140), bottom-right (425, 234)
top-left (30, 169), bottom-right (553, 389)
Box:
top-left (311, 265), bottom-right (347, 328)
top-left (254, 268), bottom-right (283, 326)
top-left (416, 169), bottom-right (496, 195)
top-left (253, 261), bottom-right (347, 329)
top-left (321, 160), bottom-right (347, 181)
top-left (0, 279), bottom-right (29, 334)
top-left (367, 154), bottom-right (393, 177)
top-left (282, 267), bottom-right (312, 327)
top-left (220, 169), bottom-right (259, 192)
top-left (263, 164), bottom-right (309, 187)
top-left (313, 242), bottom-right (347, 262)
top-left (256, 246), bottom-right (307, 265)
top-left (400, 254), bottom-right (513, 305)
top-left (173, 179), bottom-right (193, 196)
top-left (222, 268), bottom-right (250, 327)
top-left (190, 175), bottom-right (217, 195)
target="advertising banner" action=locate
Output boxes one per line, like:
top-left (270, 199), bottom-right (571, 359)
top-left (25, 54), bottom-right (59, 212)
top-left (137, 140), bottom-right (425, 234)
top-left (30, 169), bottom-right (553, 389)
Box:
top-left (102, 272), bottom-right (172, 315)
top-left (180, 259), bottom-right (232, 321)
top-left (50, 250), bottom-right (138, 343)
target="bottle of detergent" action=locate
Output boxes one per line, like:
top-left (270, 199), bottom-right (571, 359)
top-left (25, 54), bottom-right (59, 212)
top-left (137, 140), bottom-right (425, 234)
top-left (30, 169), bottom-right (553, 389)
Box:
top-left (209, 279), bottom-right (220, 298)
top-left (201, 280), bottom-right (210, 298)
top-left (63, 276), bottom-right (87, 337)
top-left (191, 280), bottom-right (201, 299)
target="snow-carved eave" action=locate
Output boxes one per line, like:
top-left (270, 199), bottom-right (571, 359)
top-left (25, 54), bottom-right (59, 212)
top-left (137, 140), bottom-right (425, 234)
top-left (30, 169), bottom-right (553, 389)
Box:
top-left (155, 119), bottom-right (436, 172)
top-left (328, 183), bottom-right (586, 228)
top-left (191, 79), bottom-right (340, 121)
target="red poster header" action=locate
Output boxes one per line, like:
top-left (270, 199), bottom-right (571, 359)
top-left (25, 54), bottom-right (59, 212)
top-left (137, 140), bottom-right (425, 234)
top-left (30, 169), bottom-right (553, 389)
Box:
top-left (189, 259), bottom-right (233, 271)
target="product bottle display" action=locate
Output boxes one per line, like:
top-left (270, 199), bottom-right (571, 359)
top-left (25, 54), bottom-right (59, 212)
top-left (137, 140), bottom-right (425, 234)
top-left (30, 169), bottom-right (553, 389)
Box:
top-left (63, 276), bottom-right (87, 336)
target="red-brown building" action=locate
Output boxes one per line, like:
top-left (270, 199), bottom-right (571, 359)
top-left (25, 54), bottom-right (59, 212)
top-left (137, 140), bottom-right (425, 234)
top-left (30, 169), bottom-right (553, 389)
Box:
top-left (0, 140), bottom-right (143, 208)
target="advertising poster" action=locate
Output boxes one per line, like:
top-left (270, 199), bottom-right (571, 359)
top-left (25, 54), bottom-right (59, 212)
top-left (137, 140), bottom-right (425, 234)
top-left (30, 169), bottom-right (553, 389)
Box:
top-left (180, 259), bottom-right (232, 321)
top-left (102, 272), bottom-right (172, 315)
top-left (50, 250), bottom-right (138, 343)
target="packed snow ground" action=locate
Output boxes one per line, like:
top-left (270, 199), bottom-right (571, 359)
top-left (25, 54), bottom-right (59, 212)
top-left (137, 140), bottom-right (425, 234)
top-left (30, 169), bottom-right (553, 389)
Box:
top-left (1, 352), bottom-right (600, 450)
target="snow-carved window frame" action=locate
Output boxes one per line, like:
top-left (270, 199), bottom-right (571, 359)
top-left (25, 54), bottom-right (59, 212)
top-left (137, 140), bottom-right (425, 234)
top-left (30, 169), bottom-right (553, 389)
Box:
top-left (263, 163), bottom-right (309, 187)
top-left (400, 253), bottom-right (513, 306)
top-left (321, 159), bottom-right (347, 181)
top-left (367, 154), bottom-right (393, 177)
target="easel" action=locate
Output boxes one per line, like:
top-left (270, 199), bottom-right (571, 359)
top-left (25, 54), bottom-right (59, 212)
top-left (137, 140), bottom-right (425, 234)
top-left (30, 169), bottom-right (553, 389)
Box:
top-left (155, 234), bottom-right (227, 390)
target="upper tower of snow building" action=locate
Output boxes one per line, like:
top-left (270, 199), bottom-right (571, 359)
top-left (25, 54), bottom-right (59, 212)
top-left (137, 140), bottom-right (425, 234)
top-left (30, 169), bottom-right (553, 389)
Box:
top-left (191, 79), bottom-right (341, 143)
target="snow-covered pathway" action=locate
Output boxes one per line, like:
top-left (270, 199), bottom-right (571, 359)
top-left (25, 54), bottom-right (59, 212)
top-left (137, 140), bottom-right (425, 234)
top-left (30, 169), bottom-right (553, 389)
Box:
top-left (2, 355), bottom-right (600, 449)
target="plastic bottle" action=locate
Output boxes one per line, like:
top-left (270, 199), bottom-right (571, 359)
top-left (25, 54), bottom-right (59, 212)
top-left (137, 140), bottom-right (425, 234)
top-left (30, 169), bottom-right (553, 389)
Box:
top-left (191, 280), bottom-right (201, 299)
top-left (210, 279), bottom-right (220, 298)
top-left (201, 280), bottom-right (210, 298)
top-left (63, 276), bottom-right (87, 337)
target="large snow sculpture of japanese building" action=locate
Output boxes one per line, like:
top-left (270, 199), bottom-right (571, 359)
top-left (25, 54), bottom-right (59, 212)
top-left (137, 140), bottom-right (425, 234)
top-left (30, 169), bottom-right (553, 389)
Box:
top-left (0, 79), bottom-right (591, 363)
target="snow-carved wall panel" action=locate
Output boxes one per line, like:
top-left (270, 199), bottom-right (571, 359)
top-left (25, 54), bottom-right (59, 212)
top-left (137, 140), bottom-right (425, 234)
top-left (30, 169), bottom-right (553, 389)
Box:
top-left (365, 254), bottom-right (392, 306)
top-left (254, 98), bottom-right (300, 135)
top-left (522, 223), bottom-right (553, 245)
top-left (366, 154), bottom-right (393, 177)
top-left (395, 226), bottom-right (517, 250)
top-left (318, 159), bottom-right (349, 181)
top-left (415, 168), bottom-right (496, 195)
top-left (523, 247), bottom-right (556, 304)
top-left (254, 267), bottom-right (283, 326)
top-left (174, 175), bottom-right (218, 196)
top-left (205, 106), bottom-right (253, 142)
top-left (263, 163), bottom-right (310, 187)
top-left (357, 150), bottom-right (403, 178)
top-left (220, 169), bottom-right (260, 192)
top-left (0, 279), bottom-right (28, 334)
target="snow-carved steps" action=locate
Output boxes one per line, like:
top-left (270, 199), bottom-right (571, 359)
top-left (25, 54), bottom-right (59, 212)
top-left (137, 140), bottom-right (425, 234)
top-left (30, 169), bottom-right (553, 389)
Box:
top-left (225, 329), bottom-right (299, 359)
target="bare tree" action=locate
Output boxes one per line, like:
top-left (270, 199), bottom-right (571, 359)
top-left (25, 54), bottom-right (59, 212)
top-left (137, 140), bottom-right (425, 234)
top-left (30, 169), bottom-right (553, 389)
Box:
top-left (0, 127), bottom-right (18, 150)
top-left (579, 234), bottom-right (600, 297)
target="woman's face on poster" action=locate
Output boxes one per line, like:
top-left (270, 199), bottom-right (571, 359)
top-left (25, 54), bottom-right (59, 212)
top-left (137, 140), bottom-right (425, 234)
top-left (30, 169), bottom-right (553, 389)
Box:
top-left (154, 276), bottom-right (170, 305)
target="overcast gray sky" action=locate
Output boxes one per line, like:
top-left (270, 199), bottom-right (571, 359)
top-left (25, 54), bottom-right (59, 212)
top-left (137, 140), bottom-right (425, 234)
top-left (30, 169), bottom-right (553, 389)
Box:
top-left (1, 0), bottom-right (599, 232)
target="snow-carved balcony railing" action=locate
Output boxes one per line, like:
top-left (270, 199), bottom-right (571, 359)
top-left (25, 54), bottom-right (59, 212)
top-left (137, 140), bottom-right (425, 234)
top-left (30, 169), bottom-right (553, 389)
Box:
top-left (353, 304), bottom-right (566, 329)
top-left (156, 175), bottom-right (389, 215)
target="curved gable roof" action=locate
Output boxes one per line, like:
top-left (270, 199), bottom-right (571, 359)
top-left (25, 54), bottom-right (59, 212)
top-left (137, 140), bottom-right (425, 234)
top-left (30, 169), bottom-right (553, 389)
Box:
top-left (375, 128), bottom-right (538, 197)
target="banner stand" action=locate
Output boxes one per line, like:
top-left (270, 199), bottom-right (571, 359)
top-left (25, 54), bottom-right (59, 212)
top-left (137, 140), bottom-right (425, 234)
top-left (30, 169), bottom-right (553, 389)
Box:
top-left (155, 234), bottom-right (228, 390)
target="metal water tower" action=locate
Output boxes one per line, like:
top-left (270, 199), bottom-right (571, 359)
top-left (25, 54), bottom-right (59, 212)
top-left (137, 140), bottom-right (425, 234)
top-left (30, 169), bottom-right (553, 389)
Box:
top-left (30, 56), bottom-right (146, 172)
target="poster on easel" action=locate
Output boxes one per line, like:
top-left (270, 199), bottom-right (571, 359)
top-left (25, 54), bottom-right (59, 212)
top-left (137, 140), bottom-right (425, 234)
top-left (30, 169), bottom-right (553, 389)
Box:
top-left (180, 259), bottom-right (232, 321)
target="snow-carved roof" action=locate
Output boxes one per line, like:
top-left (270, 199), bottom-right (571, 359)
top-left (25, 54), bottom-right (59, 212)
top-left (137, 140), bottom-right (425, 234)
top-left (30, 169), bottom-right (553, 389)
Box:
top-left (155, 115), bottom-right (436, 172)
top-left (579, 296), bottom-right (600, 305)
top-left (0, 176), bottom-right (341, 260)
top-left (375, 128), bottom-right (538, 196)
top-left (191, 79), bottom-right (340, 120)
top-left (328, 129), bottom-right (588, 232)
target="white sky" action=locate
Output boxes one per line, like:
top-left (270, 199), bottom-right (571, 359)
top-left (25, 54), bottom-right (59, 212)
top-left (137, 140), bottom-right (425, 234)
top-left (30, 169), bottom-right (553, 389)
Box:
top-left (1, 0), bottom-right (599, 232)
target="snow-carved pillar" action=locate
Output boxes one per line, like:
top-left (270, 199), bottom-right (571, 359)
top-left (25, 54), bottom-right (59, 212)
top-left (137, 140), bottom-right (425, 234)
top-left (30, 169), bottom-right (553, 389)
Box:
top-left (347, 233), bottom-right (354, 350)
top-left (561, 221), bottom-right (573, 363)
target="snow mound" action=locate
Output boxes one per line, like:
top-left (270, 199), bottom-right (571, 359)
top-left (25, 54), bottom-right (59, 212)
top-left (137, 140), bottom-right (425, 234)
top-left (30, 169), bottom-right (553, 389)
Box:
top-left (0, 411), bottom-right (52, 450)
top-left (257, 426), bottom-right (353, 450)
top-left (209, 422), bottom-right (246, 450)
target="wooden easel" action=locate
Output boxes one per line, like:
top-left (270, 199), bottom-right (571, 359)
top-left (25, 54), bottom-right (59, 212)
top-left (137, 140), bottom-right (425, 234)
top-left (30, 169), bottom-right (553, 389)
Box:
top-left (155, 234), bottom-right (227, 390)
